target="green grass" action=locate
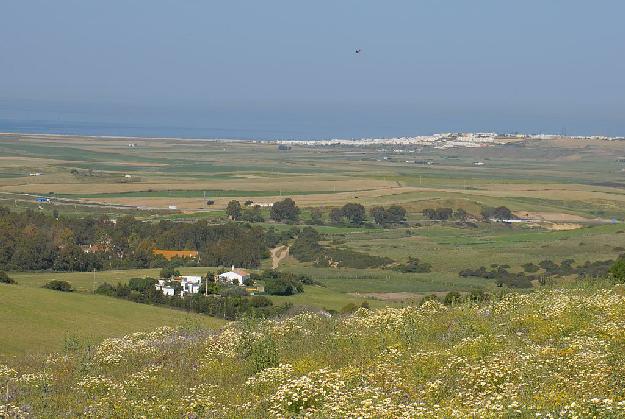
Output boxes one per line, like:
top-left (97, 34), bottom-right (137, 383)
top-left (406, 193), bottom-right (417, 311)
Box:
top-left (0, 284), bottom-right (225, 359)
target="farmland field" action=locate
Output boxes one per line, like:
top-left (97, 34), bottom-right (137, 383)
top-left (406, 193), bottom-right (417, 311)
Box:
top-left (1, 133), bottom-right (625, 357)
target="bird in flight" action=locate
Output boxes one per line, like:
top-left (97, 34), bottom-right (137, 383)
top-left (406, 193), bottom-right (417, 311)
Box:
top-left (355, 49), bottom-right (362, 54)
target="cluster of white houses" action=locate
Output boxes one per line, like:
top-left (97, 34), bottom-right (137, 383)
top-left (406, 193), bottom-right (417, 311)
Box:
top-left (155, 267), bottom-right (251, 297)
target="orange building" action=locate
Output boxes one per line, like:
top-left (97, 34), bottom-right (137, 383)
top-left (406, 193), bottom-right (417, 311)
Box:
top-left (152, 249), bottom-right (199, 261)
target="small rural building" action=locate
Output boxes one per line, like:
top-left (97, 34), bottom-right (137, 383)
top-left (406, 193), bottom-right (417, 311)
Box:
top-left (156, 276), bottom-right (203, 297)
top-left (218, 267), bottom-right (250, 286)
top-left (152, 249), bottom-right (199, 261)
top-left (179, 275), bottom-right (202, 295)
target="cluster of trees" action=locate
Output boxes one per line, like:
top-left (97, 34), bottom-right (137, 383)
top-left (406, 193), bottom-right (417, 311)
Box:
top-left (96, 277), bottom-right (289, 320)
top-left (225, 200), bottom-right (265, 223)
top-left (0, 207), bottom-right (269, 272)
top-left (251, 270), bottom-right (315, 296)
top-left (290, 227), bottom-right (392, 269)
top-left (225, 198), bottom-right (301, 224)
top-left (459, 256), bottom-right (625, 288)
top-left (369, 205), bottom-right (407, 226)
top-left (422, 208), bottom-right (468, 221)
top-left (480, 206), bottom-right (513, 221)
top-left (392, 257), bottom-right (432, 273)
top-left (459, 265), bottom-right (534, 288)
top-left (329, 203), bottom-right (366, 226)
top-left (225, 198), bottom-right (408, 229)
top-left (422, 206), bottom-right (513, 222)
top-left (327, 203), bottom-right (408, 227)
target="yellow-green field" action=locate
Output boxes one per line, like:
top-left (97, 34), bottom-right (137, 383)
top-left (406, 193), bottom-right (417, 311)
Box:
top-left (0, 283), bottom-right (224, 360)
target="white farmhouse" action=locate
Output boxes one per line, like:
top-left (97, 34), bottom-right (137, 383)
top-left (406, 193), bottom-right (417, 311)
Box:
top-left (218, 267), bottom-right (250, 286)
top-left (155, 276), bottom-right (203, 297)
top-left (180, 275), bottom-right (202, 296)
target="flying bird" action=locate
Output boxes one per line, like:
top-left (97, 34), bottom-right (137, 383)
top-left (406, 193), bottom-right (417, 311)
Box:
top-left (355, 49), bottom-right (362, 54)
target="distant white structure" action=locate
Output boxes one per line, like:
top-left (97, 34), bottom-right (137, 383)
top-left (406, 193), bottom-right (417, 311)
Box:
top-left (255, 203), bottom-right (274, 207)
top-left (29, 172), bottom-right (42, 176)
top-left (218, 266), bottom-right (250, 286)
top-left (155, 275), bottom-right (203, 297)
top-left (124, 174), bottom-right (132, 178)
top-left (473, 161), bottom-right (485, 166)
top-left (179, 275), bottom-right (202, 296)
top-left (168, 205), bottom-right (177, 210)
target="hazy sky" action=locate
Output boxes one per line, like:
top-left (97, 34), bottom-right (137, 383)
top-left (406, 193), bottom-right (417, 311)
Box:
top-left (1, 1), bottom-right (624, 138)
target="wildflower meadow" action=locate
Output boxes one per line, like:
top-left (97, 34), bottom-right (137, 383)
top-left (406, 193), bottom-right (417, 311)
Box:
top-left (2, 285), bottom-right (625, 418)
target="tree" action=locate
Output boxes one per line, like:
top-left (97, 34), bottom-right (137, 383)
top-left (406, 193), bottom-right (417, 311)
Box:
top-left (0, 271), bottom-right (16, 284)
top-left (386, 205), bottom-right (407, 224)
top-left (329, 208), bottom-right (344, 225)
top-left (226, 200), bottom-right (242, 220)
top-left (493, 206), bottom-right (513, 220)
top-left (481, 206), bottom-right (512, 221)
top-left (370, 206), bottom-right (386, 225)
top-left (340, 203), bottom-right (366, 225)
top-left (270, 198), bottom-right (300, 222)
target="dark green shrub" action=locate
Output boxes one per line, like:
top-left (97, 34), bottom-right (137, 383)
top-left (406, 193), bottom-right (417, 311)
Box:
top-left (0, 271), bottom-right (16, 284)
top-left (43, 280), bottom-right (73, 292)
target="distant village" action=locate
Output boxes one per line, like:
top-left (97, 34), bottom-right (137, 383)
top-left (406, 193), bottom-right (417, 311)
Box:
top-left (272, 132), bottom-right (625, 148)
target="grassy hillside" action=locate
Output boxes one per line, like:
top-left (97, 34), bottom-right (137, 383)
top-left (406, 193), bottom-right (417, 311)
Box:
top-left (2, 285), bottom-right (625, 417)
top-left (0, 284), bottom-right (224, 359)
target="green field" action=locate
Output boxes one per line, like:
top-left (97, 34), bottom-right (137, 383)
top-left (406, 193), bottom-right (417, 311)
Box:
top-left (0, 283), bottom-right (224, 360)
top-left (2, 133), bottom-right (625, 358)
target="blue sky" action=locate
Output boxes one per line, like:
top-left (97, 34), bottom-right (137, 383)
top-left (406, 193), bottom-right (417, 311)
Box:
top-left (1, 1), bottom-right (624, 138)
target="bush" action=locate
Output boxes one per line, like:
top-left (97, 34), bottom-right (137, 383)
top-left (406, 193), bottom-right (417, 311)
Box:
top-left (394, 257), bottom-right (432, 273)
top-left (609, 258), bottom-right (625, 282)
top-left (0, 271), bottom-right (16, 284)
top-left (95, 282), bottom-right (116, 296)
top-left (128, 277), bottom-right (158, 292)
top-left (43, 280), bottom-right (73, 292)
top-left (443, 291), bottom-right (462, 305)
top-left (264, 278), bottom-right (302, 296)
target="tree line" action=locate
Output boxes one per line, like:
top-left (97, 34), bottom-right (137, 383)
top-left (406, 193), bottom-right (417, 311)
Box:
top-left (0, 206), bottom-right (270, 272)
